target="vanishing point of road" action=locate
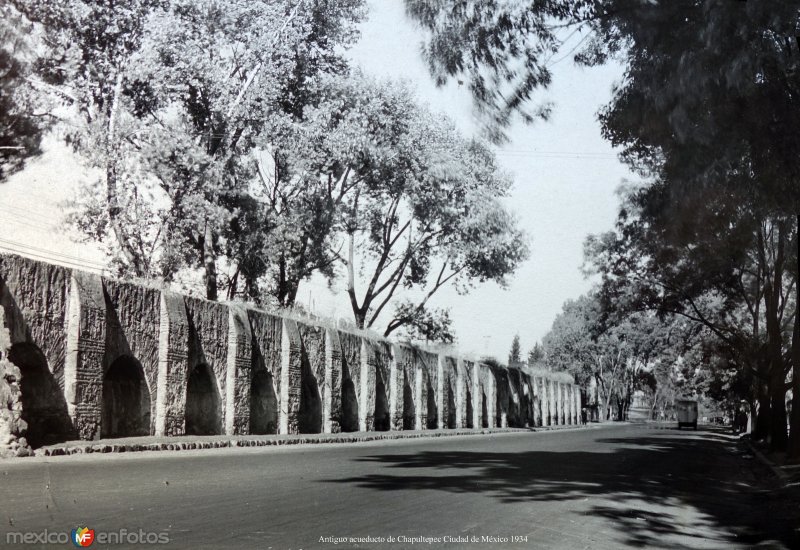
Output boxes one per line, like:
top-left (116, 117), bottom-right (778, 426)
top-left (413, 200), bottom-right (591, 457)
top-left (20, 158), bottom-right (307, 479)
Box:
top-left (1, 424), bottom-right (797, 549)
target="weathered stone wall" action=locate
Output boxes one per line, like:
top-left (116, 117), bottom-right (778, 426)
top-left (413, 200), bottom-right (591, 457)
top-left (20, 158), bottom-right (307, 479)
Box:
top-left (325, 328), bottom-right (342, 433)
top-left (156, 292), bottom-right (189, 436)
top-left (184, 297), bottom-right (229, 436)
top-left (248, 309), bottom-right (282, 435)
top-left (394, 344), bottom-right (415, 430)
top-left (103, 280), bottom-right (160, 435)
top-left (0, 256), bottom-right (70, 455)
top-left (476, 364), bottom-right (496, 428)
top-left (277, 319), bottom-right (328, 435)
top-left (371, 340), bottom-right (393, 432)
top-left (416, 349), bottom-right (438, 429)
top-left (461, 359), bottom-right (476, 428)
top-left (338, 330), bottom-right (362, 432)
top-left (441, 355), bottom-right (457, 429)
top-left (0, 253), bottom-right (583, 456)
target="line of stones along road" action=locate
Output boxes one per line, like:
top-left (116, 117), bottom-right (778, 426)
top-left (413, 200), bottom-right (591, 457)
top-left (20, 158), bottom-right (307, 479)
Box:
top-left (30, 424), bottom-right (595, 458)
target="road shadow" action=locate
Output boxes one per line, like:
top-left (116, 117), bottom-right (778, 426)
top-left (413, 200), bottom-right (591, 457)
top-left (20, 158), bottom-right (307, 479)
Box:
top-left (324, 429), bottom-right (799, 548)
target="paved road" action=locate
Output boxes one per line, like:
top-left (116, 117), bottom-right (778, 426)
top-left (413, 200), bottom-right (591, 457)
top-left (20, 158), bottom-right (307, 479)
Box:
top-left (1, 425), bottom-right (797, 549)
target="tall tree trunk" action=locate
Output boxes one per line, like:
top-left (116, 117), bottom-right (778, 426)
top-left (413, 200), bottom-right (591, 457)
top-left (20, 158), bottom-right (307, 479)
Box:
top-left (203, 224), bottom-right (217, 301)
top-left (769, 368), bottom-right (788, 451)
top-left (286, 279), bottom-right (300, 307)
top-left (276, 254), bottom-right (288, 307)
top-left (760, 220), bottom-right (788, 451)
top-left (789, 214), bottom-right (800, 459)
top-left (106, 162), bottom-right (144, 276)
top-left (754, 376), bottom-right (771, 440)
top-left (345, 230), bottom-right (367, 329)
top-left (226, 267), bottom-right (239, 300)
top-left (105, 70), bottom-right (144, 276)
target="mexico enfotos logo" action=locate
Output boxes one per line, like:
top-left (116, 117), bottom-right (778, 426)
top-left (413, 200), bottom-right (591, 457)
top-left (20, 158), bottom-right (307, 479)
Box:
top-left (5, 527), bottom-right (170, 546)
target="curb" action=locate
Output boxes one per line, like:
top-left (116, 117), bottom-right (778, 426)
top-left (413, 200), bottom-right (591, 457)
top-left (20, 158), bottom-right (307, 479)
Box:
top-left (26, 424), bottom-right (595, 459)
top-left (745, 439), bottom-right (789, 482)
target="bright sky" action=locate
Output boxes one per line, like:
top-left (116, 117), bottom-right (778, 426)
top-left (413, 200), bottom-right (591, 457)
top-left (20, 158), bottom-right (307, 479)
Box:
top-left (0, 0), bottom-right (636, 362)
top-left (337, 1), bottom-right (636, 359)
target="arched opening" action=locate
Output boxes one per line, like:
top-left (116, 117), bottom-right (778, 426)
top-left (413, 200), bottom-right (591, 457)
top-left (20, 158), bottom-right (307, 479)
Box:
top-left (426, 381), bottom-right (437, 429)
top-left (402, 381), bottom-right (415, 430)
top-left (481, 392), bottom-right (489, 428)
top-left (102, 355), bottom-right (151, 438)
top-left (446, 383), bottom-right (456, 429)
top-left (298, 356), bottom-right (322, 434)
top-left (526, 393), bottom-right (534, 427)
top-left (10, 343), bottom-right (71, 447)
top-left (465, 387), bottom-right (473, 428)
top-left (374, 371), bottom-right (390, 431)
top-left (341, 378), bottom-right (359, 432)
top-left (185, 363), bottom-right (222, 435)
top-left (508, 397), bottom-right (520, 428)
top-left (250, 369), bottom-right (278, 435)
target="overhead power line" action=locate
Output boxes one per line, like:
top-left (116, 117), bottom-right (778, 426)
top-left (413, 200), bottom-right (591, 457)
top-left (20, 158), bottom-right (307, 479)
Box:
top-left (0, 236), bottom-right (108, 273)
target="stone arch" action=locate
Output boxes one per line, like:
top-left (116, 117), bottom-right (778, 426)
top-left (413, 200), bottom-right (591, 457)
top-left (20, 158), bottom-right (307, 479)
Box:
top-left (402, 378), bottom-right (415, 430)
top-left (496, 389), bottom-right (503, 427)
top-left (508, 396), bottom-right (521, 427)
top-left (374, 369), bottom-right (390, 432)
top-left (446, 380), bottom-right (456, 429)
top-left (9, 343), bottom-right (71, 448)
top-left (481, 391), bottom-right (489, 428)
top-left (298, 353), bottom-right (322, 434)
top-left (340, 378), bottom-right (359, 432)
top-left (185, 363), bottom-right (222, 435)
top-left (426, 377), bottom-right (437, 429)
top-left (465, 385), bottom-right (474, 428)
top-left (102, 355), bottom-right (151, 438)
top-left (249, 364), bottom-right (278, 435)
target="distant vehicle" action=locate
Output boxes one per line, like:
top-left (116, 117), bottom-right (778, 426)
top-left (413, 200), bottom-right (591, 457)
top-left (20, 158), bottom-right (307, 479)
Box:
top-left (676, 400), bottom-right (698, 430)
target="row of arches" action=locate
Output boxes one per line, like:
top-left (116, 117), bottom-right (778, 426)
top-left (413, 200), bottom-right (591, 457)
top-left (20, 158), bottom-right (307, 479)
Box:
top-left (101, 359), bottom-right (227, 438)
top-left (14, 341), bottom-right (502, 447)
top-left (12, 342), bottom-right (228, 445)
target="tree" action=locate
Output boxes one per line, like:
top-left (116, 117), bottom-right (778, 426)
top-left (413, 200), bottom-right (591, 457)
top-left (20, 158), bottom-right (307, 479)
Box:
top-left (13, 0), bottom-right (170, 277)
top-left (541, 294), bottom-right (613, 417)
top-left (509, 334), bottom-right (521, 365)
top-left (299, 74), bottom-right (529, 336)
top-left (395, 302), bottom-right (455, 344)
top-left (542, 291), bottom-right (705, 421)
top-left (407, 0), bottom-right (800, 456)
top-left (527, 342), bottom-right (544, 366)
top-left (133, 0), bottom-right (366, 299)
top-left (21, 0), bottom-right (366, 299)
top-left (585, 183), bottom-right (795, 447)
top-left (585, 2), bottom-right (800, 453)
top-left (0, 4), bottom-right (49, 180)
top-left (404, 0), bottom-right (589, 143)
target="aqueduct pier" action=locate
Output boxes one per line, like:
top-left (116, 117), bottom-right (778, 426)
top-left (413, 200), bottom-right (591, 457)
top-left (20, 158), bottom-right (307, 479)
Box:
top-left (0, 253), bottom-right (581, 457)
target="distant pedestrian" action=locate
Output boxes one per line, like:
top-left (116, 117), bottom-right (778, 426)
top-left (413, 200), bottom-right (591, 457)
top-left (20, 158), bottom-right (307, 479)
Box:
top-left (581, 407), bottom-right (587, 425)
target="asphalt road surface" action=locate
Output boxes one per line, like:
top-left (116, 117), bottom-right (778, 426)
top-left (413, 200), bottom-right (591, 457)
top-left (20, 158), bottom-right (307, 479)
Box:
top-left (1, 424), bottom-right (797, 549)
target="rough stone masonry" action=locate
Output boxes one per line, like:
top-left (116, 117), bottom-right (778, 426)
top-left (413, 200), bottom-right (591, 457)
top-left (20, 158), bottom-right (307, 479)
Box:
top-left (0, 253), bottom-right (582, 458)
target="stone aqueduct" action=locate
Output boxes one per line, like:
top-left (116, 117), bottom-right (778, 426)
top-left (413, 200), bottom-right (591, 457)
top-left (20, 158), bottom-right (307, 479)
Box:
top-left (0, 253), bottom-right (582, 455)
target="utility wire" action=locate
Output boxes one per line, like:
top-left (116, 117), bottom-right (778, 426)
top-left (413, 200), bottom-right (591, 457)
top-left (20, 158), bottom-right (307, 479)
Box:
top-left (0, 236), bottom-right (108, 271)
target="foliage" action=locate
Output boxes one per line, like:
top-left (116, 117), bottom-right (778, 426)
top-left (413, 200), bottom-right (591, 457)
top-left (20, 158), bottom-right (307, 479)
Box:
top-left (394, 301), bottom-right (455, 344)
top-left (527, 342), bottom-right (544, 366)
top-left (0, 4), bottom-right (48, 180)
top-left (18, 0), bottom-right (367, 300)
top-left (303, 73), bottom-right (530, 337)
top-left (542, 291), bottom-right (705, 421)
top-left (508, 334), bottom-right (521, 364)
top-left (405, 0), bottom-right (593, 143)
top-left (405, 0), bottom-right (800, 453)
